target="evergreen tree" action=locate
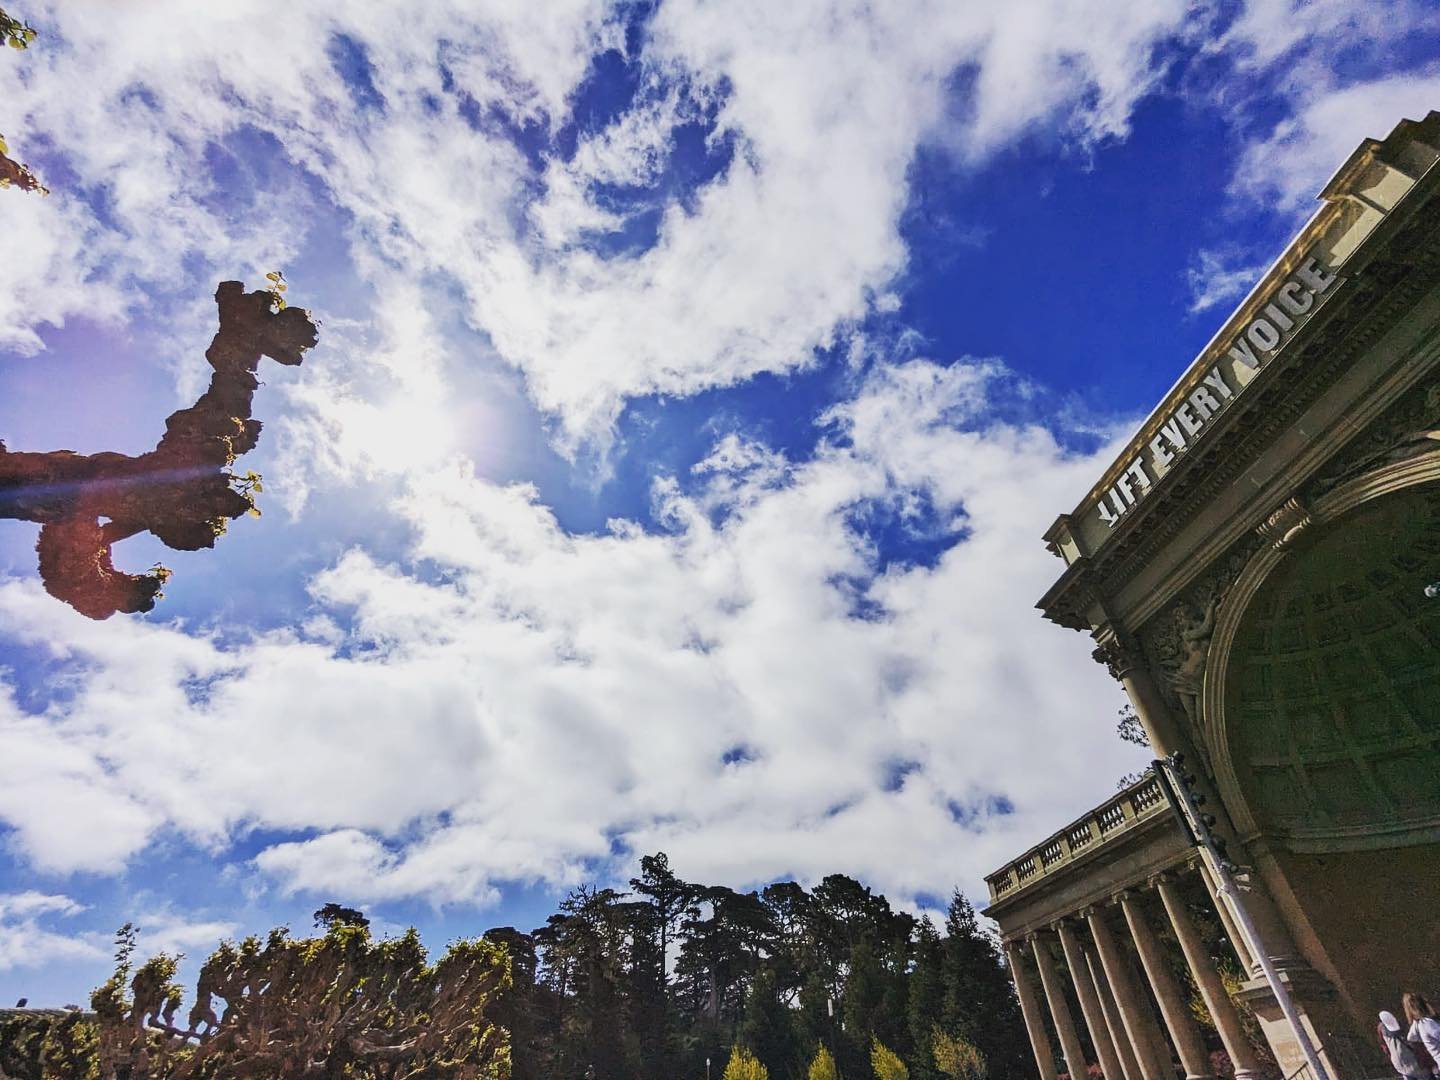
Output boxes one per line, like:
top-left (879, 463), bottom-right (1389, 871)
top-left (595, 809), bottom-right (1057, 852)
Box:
top-left (808, 1044), bottom-right (842, 1080)
top-left (873, 1038), bottom-right (911, 1080)
top-left (630, 852), bottom-right (699, 987)
top-left (497, 858), bottom-right (1034, 1080)
top-left (941, 892), bottom-right (1030, 1080)
top-left (907, 918), bottom-right (946, 1080)
top-left (740, 966), bottom-right (800, 1079)
top-left (725, 1045), bottom-right (771, 1080)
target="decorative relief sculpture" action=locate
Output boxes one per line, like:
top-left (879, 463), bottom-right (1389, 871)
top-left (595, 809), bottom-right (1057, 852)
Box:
top-left (1163, 596), bottom-right (1220, 728)
top-left (1141, 539), bottom-right (1259, 749)
top-left (1257, 497), bottom-right (1312, 550)
top-left (1309, 383), bottom-right (1440, 498)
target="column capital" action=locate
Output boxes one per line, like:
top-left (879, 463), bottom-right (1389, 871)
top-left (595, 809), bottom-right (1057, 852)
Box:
top-left (1111, 888), bottom-right (1138, 906)
top-left (1091, 629), bottom-right (1145, 681)
top-left (1147, 870), bottom-right (1177, 889)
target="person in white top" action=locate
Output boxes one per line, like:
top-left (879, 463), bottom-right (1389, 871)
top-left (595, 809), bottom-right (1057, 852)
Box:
top-left (1405, 993), bottom-right (1440, 1076)
top-left (1382, 1010), bottom-right (1429, 1079)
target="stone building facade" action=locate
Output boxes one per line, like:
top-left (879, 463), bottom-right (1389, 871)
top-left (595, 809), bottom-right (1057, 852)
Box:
top-left (986, 111), bottom-right (1440, 1080)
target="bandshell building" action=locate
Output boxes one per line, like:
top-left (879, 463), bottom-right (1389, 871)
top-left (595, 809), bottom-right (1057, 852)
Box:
top-left (985, 111), bottom-right (1440, 1080)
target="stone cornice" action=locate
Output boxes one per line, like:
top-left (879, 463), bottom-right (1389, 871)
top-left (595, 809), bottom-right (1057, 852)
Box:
top-left (1041, 160), bottom-right (1440, 633)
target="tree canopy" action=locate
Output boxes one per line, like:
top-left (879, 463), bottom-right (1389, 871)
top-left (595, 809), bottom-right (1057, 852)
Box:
top-left (0, 6), bottom-right (45, 194)
top-left (487, 854), bottom-right (1031, 1080)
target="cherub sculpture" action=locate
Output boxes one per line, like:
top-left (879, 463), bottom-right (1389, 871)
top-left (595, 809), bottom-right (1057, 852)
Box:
top-left (1166, 591), bottom-right (1222, 726)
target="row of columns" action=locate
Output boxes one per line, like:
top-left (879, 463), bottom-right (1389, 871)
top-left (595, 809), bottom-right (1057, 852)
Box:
top-left (1005, 869), bottom-right (1262, 1080)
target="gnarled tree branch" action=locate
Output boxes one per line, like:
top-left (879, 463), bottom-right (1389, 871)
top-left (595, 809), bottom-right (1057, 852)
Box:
top-left (0, 281), bottom-right (319, 619)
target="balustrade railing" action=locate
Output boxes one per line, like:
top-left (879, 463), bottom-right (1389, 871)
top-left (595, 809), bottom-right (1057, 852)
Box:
top-left (985, 773), bottom-right (1168, 902)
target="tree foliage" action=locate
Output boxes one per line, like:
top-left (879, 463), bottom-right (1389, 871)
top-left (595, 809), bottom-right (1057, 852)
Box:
top-left (807, 1044), bottom-right (840, 1080)
top-left (1116, 704), bottom-right (1148, 747)
top-left (932, 1029), bottom-right (987, 1080)
top-left (314, 902), bottom-right (371, 931)
top-left (725, 1045), bottom-right (770, 1080)
top-left (0, 1008), bottom-right (97, 1080)
top-left (495, 854), bottom-right (1031, 1080)
top-left (88, 920), bottom-right (510, 1078)
top-left (0, 6), bottom-right (36, 48)
top-left (0, 279), bottom-right (319, 618)
top-left (0, 7), bottom-right (46, 194)
top-left (872, 1039), bottom-right (910, 1080)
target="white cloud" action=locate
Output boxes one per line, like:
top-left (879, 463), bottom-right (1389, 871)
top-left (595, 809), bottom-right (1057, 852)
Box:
top-left (0, 357), bottom-right (1145, 908)
top-left (5, 0), bottom-right (1431, 935)
top-left (1185, 247), bottom-right (1266, 315)
top-left (2, 0), bottom-right (1210, 449)
top-left (0, 892), bottom-right (103, 972)
top-left (1232, 72), bottom-right (1440, 212)
top-left (1217, 0), bottom-right (1438, 72)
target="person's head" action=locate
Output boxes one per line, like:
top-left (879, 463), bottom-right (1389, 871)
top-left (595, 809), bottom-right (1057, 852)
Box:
top-left (1404, 993), bottom-right (1434, 1023)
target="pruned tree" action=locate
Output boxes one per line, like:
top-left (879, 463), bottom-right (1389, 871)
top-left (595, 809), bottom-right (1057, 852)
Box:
top-left (0, 131), bottom-right (45, 194)
top-left (0, 1007), bottom-right (96, 1080)
top-left (91, 920), bottom-right (512, 1079)
top-left (0, 279), bottom-right (319, 619)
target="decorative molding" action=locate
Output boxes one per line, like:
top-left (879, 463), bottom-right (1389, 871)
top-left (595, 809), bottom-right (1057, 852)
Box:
top-left (1306, 382), bottom-right (1440, 500)
top-left (1256, 497), bottom-right (1312, 550)
top-left (1134, 532), bottom-right (1265, 769)
top-left (1091, 632), bottom-right (1143, 682)
top-left (1042, 212), bottom-right (1440, 630)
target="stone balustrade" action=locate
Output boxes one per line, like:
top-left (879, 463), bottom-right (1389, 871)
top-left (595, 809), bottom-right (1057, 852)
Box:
top-left (986, 773), bottom-right (1165, 901)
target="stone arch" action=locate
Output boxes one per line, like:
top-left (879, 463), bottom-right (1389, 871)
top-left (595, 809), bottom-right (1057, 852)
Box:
top-left (1202, 453), bottom-right (1440, 845)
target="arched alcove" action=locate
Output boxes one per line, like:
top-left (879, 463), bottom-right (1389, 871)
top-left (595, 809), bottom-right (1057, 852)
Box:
top-left (1224, 481), bottom-right (1440, 849)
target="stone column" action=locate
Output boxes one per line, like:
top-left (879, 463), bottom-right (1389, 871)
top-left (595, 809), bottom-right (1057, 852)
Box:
top-left (1056, 919), bottom-right (1127, 1080)
top-left (1032, 931), bottom-right (1090, 1080)
top-left (1086, 945), bottom-right (1143, 1080)
top-left (1118, 890), bottom-right (1216, 1080)
top-left (1154, 875), bottom-right (1261, 1080)
top-left (1006, 939), bottom-right (1059, 1080)
top-left (1084, 904), bottom-right (1173, 1080)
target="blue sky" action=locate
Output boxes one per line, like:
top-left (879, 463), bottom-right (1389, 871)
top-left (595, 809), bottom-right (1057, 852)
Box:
top-left (1, 0), bottom-right (1438, 1005)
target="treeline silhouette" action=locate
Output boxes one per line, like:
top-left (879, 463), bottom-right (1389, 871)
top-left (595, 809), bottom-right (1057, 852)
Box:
top-left (482, 853), bottom-right (1030, 1080)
